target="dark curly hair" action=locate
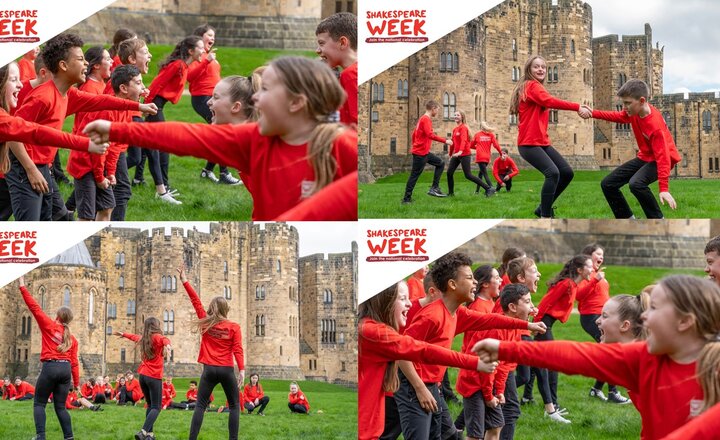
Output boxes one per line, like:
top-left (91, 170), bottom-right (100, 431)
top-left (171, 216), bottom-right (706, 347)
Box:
top-left (42, 33), bottom-right (84, 74)
top-left (430, 251), bottom-right (473, 292)
top-left (500, 283), bottom-right (530, 313)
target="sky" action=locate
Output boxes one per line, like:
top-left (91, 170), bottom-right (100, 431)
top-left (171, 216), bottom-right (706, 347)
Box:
top-left (589, 0), bottom-right (720, 93)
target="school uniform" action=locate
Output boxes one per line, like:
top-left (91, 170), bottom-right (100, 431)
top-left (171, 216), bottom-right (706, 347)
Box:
top-left (492, 156), bottom-right (519, 192)
top-left (288, 390), bottom-right (310, 413)
top-left (403, 114), bottom-right (446, 201)
top-left (18, 57), bottom-right (36, 82)
top-left (273, 171), bottom-right (357, 221)
top-left (243, 384), bottom-right (270, 414)
top-left (471, 130), bottom-right (502, 189)
top-left (339, 61), bottom-right (358, 126)
top-left (447, 124), bottom-right (491, 195)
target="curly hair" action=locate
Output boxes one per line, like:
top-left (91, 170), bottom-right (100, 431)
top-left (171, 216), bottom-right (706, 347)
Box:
top-left (430, 251), bottom-right (473, 292)
top-left (42, 33), bottom-right (84, 74)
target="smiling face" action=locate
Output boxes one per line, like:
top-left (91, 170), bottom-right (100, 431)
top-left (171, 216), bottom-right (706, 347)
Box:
top-left (529, 57), bottom-right (546, 82)
top-left (122, 74), bottom-right (145, 102)
top-left (208, 80), bottom-right (238, 124)
top-left (190, 40), bottom-right (205, 62)
top-left (253, 65), bottom-right (291, 136)
top-left (590, 248), bottom-right (604, 269)
top-left (315, 32), bottom-right (343, 68)
top-left (453, 111), bottom-right (462, 124)
top-left (597, 299), bottom-right (625, 343)
top-left (290, 383), bottom-right (299, 394)
top-left (392, 282), bottom-right (412, 329)
top-left (4, 63), bottom-right (22, 110)
top-left (705, 251), bottom-right (720, 287)
top-left (521, 264), bottom-right (541, 293)
top-left (642, 284), bottom-right (682, 355)
top-left (63, 46), bottom-right (89, 85)
top-left (202, 29), bottom-right (215, 52)
top-left (484, 268), bottom-right (502, 299)
top-left (453, 265), bottom-right (478, 303)
top-left (96, 50), bottom-right (113, 80)
top-left (512, 293), bottom-right (534, 321)
top-left (131, 44), bottom-right (152, 75)
top-left (579, 258), bottom-right (594, 281)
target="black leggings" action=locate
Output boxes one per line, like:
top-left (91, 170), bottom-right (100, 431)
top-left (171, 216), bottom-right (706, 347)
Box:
top-left (580, 314), bottom-right (618, 393)
top-left (127, 116), bottom-right (164, 187)
top-left (189, 365), bottom-right (239, 440)
top-left (191, 95), bottom-right (229, 174)
top-left (288, 403), bottom-right (308, 413)
top-left (518, 145), bottom-right (574, 217)
top-left (244, 395), bottom-right (270, 413)
top-left (145, 97), bottom-right (171, 188)
top-left (139, 375), bottom-right (163, 432)
top-left (534, 315), bottom-right (559, 406)
top-left (447, 155), bottom-right (489, 194)
top-left (475, 161), bottom-right (493, 190)
top-left (34, 361), bottom-right (73, 439)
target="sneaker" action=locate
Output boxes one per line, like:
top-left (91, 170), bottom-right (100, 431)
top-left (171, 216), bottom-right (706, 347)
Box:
top-left (132, 178), bottom-right (146, 186)
top-left (219, 172), bottom-right (242, 185)
top-left (554, 406), bottom-right (569, 415)
top-left (589, 387), bottom-right (608, 402)
top-left (427, 187), bottom-right (447, 198)
top-left (401, 197), bottom-right (412, 205)
top-left (156, 191), bottom-right (182, 205)
top-left (607, 391), bottom-right (631, 404)
top-left (520, 397), bottom-right (535, 405)
top-left (258, 412), bottom-right (265, 416)
top-left (200, 169), bottom-right (219, 183)
top-left (485, 187), bottom-right (496, 197)
top-left (134, 430), bottom-right (147, 440)
top-left (166, 187), bottom-right (180, 196)
top-left (544, 410), bottom-right (571, 424)
top-left (533, 205), bottom-right (556, 218)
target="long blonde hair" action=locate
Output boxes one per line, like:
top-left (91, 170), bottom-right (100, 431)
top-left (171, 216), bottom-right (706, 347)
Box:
top-left (193, 297), bottom-right (229, 334)
top-left (270, 57), bottom-right (346, 197)
top-left (56, 306), bottom-right (74, 353)
top-left (509, 55), bottom-right (546, 115)
top-left (220, 75), bottom-right (259, 122)
top-left (0, 62), bottom-right (17, 174)
top-left (479, 121), bottom-right (495, 132)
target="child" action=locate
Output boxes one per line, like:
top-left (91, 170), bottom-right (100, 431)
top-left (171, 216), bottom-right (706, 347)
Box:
top-left (492, 149), bottom-right (519, 193)
top-left (396, 252), bottom-right (546, 439)
top-left (704, 235), bottom-right (720, 288)
top-left (80, 378), bottom-right (94, 400)
top-left (18, 47), bottom-right (39, 81)
top-left (497, 248), bottom-right (526, 290)
top-left (447, 110), bottom-right (494, 197)
top-left (66, 386), bottom-right (103, 411)
top-left (509, 55), bottom-right (590, 218)
top-left (19, 276), bottom-right (80, 440)
top-left (587, 79), bottom-right (680, 218)
top-left (288, 382), bottom-right (310, 414)
top-left (115, 319), bottom-right (171, 440)
top-left (189, 24), bottom-right (241, 185)
top-left (315, 12), bottom-right (358, 127)
top-left (109, 28), bottom-right (137, 71)
top-left (11, 377), bottom-right (35, 401)
top-left (163, 377), bottom-right (176, 402)
top-left (124, 372), bottom-right (144, 405)
top-left (13, 54), bottom-right (51, 116)
top-left (406, 266), bottom-right (427, 302)
top-left (402, 100), bottom-right (452, 203)
top-left (473, 275), bottom-right (720, 440)
top-left (144, 35), bottom-right (204, 191)
top-left (91, 377), bottom-right (107, 404)
top-left (7, 33), bottom-right (155, 221)
top-left (471, 121), bottom-right (502, 192)
top-left (243, 374), bottom-right (270, 415)
top-left (178, 265), bottom-right (245, 440)
top-left (84, 56), bottom-right (357, 221)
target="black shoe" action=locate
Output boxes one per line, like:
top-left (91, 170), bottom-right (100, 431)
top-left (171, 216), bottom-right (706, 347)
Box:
top-left (134, 431), bottom-right (146, 440)
top-left (401, 197), bottom-right (412, 204)
top-left (427, 187), bottom-right (447, 198)
top-left (485, 187), bottom-right (496, 197)
top-left (448, 192), bottom-right (455, 197)
top-left (132, 178), bottom-right (146, 186)
top-left (218, 172), bottom-right (242, 186)
top-left (534, 206), bottom-right (556, 218)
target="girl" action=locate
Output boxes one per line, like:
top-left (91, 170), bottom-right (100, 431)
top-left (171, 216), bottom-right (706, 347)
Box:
top-left (474, 275), bottom-right (720, 440)
top-left (243, 373), bottom-right (270, 415)
top-left (447, 110), bottom-right (494, 197)
top-left (84, 56), bottom-right (358, 220)
top-left (145, 35), bottom-right (204, 191)
top-left (578, 244), bottom-right (629, 404)
top-left (509, 55), bottom-right (590, 218)
top-left (114, 317), bottom-right (171, 440)
top-left (358, 281), bottom-right (491, 440)
top-left (189, 24), bottom-right (241, 185)
top-left (65, 386), bottom-right (103, 411)
top-left (288, 382), bottom-right (310, 414)
top-left (470, 121), bottom-right (502, 193)
top-left (109, 28), bottom-right (137, 71)
top-left (534, 255), bottom-right (603, 420)
top-left (18, 276), bottom-right (80, 440)
top-left (178, 265), bottom-right (245, 440)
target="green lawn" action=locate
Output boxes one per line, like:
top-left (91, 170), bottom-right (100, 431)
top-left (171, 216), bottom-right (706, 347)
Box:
top-left (359, 169), bottom-right (720, 219)
top-left (0, 379), bottom-right (356, 439)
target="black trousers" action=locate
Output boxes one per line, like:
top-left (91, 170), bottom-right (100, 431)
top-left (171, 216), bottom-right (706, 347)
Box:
top-left (500, 371), bottom-right (521, 440)
top-left (6, 156), bottom-right (52, 221)
top-left (52, 153), bottom-right (68, 182)
top-left (189, 365), bottom-right (239, 440)
top-left (145, 97), bottom-right (171, 188)
top-left (0, 177), bottom-right (12, 220)
top-left (396, 372), bottom-right (442, 440)
top-left (111, 151), bottom-right (132, 221)
top-left (476, 161), bottom-right (493, 190)
top-left (600, 157), bottom-right (663, 218)
top-left (244, 395), bottom-right (270, 413)
top-left (496, 172), bottom-right (513, 192)
top-left (404, 153), bottom-right (445, 199)
top-left (34, 361), bottom-right (73, 439)
top-left (128, 115), bottom-right (164, 186)
top-left (447, 155), bottom-right (489, 194)
top-left (139, 375), bottom-right (163, 433)
top-left (580, 313), bottom-right (618, 393)
top-left (518, 145), bottom-right (574, 217)
top-left (288, 403), bottom-right (308, 413)
top-left (191, 95), bottom-right (229, 174)
top-left (534, 315), bottom-right (559, 406)
top-left (380, 395), bottom-right (402, 440)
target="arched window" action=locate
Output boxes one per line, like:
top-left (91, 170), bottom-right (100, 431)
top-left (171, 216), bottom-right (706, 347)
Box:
top-left (446, 53), bottom-right (453, 72)
top-left (512, 67), bottom-right (517, 82)
top-left (553, 67), bottom-right (558, 83)
top-left (224, 261), bottom-right (228, 280)
top-left (88, 289), bottom-right (95, 325)
top-left (378, 83), bottom-right (384, 102)
top-left (372, 83), bottom-right (378, 102)
top-left (161, 276), bottom-right (166, 292)
top-left (440, 52), bottom-right (446, 71)
top-left (512, 39), bottom-right (517, 61)
top-left (63, 287), bottom-right (71, 307)
top-left (115, 252), bottom-right (121, 266)
top-left (703, 110), bottom-right (712, 131)
top-left (163, 310), bottom-right (169, 333)
top-left (397, 79), bottom-right (403, 98)
top-left (21, 316), bottom-right (26, 335)
top-left (255, 285), bottom-right (260, 300)
top-left (403, 80), bottom-right (408, 97)
top-left (39, 286), bottom-right (46, 310)
top-left (119, 275), bottom-right (124, 289)
top-left (276, 259), bottom-right (281, 273)
top-left (571, 39), bottom-right (575, 55)
top-left (169, 310), bottom-right (174, 334)
top-left (255, 315), bottom-right (266, 336)
top-left (453, 53), bottom-right (459, 72)
top-left (172, 276), bottom-right (177, 292)
top-left (261, 285), bottom-right (266, 300)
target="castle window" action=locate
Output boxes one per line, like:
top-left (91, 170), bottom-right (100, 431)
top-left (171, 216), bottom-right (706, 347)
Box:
top-left (347, 1), bottom-right (353, 12)
top-left (341, 361), bottom-right (346, 372)
top-left (106, 325), bottom-right (112, 335)
top-left (372, 83), bottom-right (378, 102)
top-left (512, 67), bottom-right (517, 82)
top-left (475, 95), bottom-right (481, 121)
top-left (608, 148), bottom-right (612, 159)
top-left (88, 290), bottom-right (95, 326)
top-left (163, 310), bottom-right (175, 335)
top-left (371, 111), bottom-right (379, 122)
top-left (24, 350), bottom-right (28, 361)
top-left (603, 148), bottom-right (607, 160)
top-left (403, 80), bottom-right (408, 98)
top-left (468, 23), bottom-right (477, 46)
top-left (571, 39), bottom-right (576, 55)
top-left (682, 153), bottom-right (688, 168)
top-left (120, 252), bottom-right (125, 266)
top-left (553, 67), bottom-right (558, 83)
top-left (446, 53), bottom-right (453, 72)
top-left (619, 73), bottom-right (627, 87)
top-left (339, 332), bottom-right (345, 344)
top-left (709, 158), bottom-right (713, 173)
top-left (108, 303), bottom-right (117, 319)
top-left (703, 110), bottom-right (712, 132)
top-left (512, 39), bottom-right (517, 61)
top-left (574, 133), bottom-right (577, 144)
top-left (443, 93), bottom-right (450, 119)
top-left (440, 52), bottom-right (446, 72)
top-left (309, 359), bottom-right (313, 370)
top-left (115, 252), bottom-right (121, 266)
top-left (261, 285), bottom-right (266, 300)
top-left (277, 259), bottom-right (282, 273)
top-left (324, 289), bottom-right (333, 304)
top-left (172, 276), bottom-right (177, 292)
top-left (397, 80), bottom-right (403, 98)
top-left (255, 314), bottom-right (266, 336)
top-left (453, 53), bottom-right (459, 72)
top-left (227, 286), bottom-right (232, 300)
top-left (224, 261), bottom-right (228, 280)
top-left (119, 275), bottom-right (124, 289)
top-left (255, 285), bottom-right (260, 299)
top-left (127, 300), bottom-right (136, 316)
top-left (716, 157), bottom-right (719, 173)
top-left (390, 137), bottom-right (397, 154)
top-left (39, 286), bottom-right (46, 311)
top-left (161, 276), bottom-right (166, 292)
top-left (378, 83), bottom-right (384, 102)
top-left (63, 287), bottom-right (71, 307)
top-left (21, 316), bottom-right (26, 335)
top-left (335, 1), bottom-right (342, 12)
top-left (549, 110), bottom-right (559, 124)
top-left (120, 348), bottom-right (126, 363)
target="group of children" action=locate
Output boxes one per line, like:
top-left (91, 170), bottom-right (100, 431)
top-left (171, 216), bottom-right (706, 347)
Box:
top-left (12, 264), bottom-right (312, 440)
top-left (2, 10), bottom-right (358, 221)
top-left (404, 55), bottom-right (680, 220)
top-left (359, 235), bottom-right (720, 440)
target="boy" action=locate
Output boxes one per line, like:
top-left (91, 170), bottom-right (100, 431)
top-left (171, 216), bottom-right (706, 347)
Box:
top-left (402, 101), bottom-right (453, 203)
top-left (7, 33), bottom-right (156, 221)
top-left (586, 79), bottom-right (680, 218)
top-left (704, 235), bottom-right (720, 288)
top-left (492, 149), bottom-right (519, 192)
top-left (315, 12), bottom-right (357, 127)
top-left (17, 47), bottom-right (39, 82)
top-left (396, 252), bottom-right (546, 439)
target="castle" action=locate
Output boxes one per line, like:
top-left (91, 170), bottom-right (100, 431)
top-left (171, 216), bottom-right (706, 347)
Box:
top-left (359, 0), bottom-right (720, 181)
top-left (0, 223), bottom-right (358, 388)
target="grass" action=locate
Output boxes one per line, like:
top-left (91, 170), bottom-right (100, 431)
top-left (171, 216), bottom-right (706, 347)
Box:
top-left (0, 378), bottom-right (356, 439)
top-left (359, 169), bottom-right (720, 218)
top-left (46, 45), bottom-right (315, 221)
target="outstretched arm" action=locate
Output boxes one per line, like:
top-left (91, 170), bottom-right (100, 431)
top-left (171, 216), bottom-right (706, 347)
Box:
top-left (178, 265), bottom-right (206, 318)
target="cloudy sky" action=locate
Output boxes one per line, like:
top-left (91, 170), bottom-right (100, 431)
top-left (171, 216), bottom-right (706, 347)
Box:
top-left (589, 0), bottom-right (720, 93)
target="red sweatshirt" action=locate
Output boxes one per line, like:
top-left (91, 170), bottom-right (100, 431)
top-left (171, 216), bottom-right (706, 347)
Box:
top-left (182, 281), bottom-right (244, 369)
top-left (471, 131), bottom-right (501, 163)
top-left (411, 114), bottom-right (446, 156)
top-left (498, 340), bottom-right (702, 440)
top-left (12, 80), bottom-right (33, 116)
top-left (492, 156), bottom-right (519, 183)
top-left (13, 80), bottom-right (140, 165)
top-left (120, 332), bottom-right (170, 379)
top-left (402, 298), bottom-right (423, 334)
top-left (4, 383), bottom-right (17, 400)
top-left (18, 57), bottom-right (36, 82)
top-left (591, 105), bottom-right (680, 193)
top-left (72, 77), bottom-right (106, 135)
top-left (81, 382), bottom-right (93, 399)
top-left (339, 61), bottom-right (358, 126)
top-left (125, 378), bottom-right (143, 400)
top-left (517, 80), bottom-right (580, 146)
top-left (403, 299), bottom-right (530, 383)
top-left (109, 121), bottom-right (357, 220)
top-left (243, 384), bottom-right (265, 405)
top-left (288, 390), bottom-right (310, 411)
top-left (15, 381), bottom-right (35, 396)
top-left (536, 278), bottom-right (596, 323)
top-left (66, 390), bottom-right (80, 409)
top-left (186, 388), bottom-right (198, 401)
top-left (163, 382), bottom-right (176, 399)
top-left (576, 270), bottom-right (610, 315)
top-left (661, 401), bottom-right (720, 440)
top-left (146, 60), bottom-right (189, 104)
top-left (359, 318), bottom-right (478, 440)
top-left (274, 171), bottom-right (358, 221)
top-left (110, 55), bottom-right (122, 73)
top-left (187, 51), bottom-right (221, 97)
top-left (0, 108), bottom-right (89, 152)
top-left (20, 286), bottom-right (79, 387)
top-left (68, 108), bottom-right (131, 182)
top-left (457, 326), bottom-right (520, 401)
top-left (407, 276), bottom-right (425, 302)
top-left (454, 296), bottom-right (497, 399)
top-left (499, 274), bottom-right (511, 291)
top-left (450, 124), bottom-right (471, 157)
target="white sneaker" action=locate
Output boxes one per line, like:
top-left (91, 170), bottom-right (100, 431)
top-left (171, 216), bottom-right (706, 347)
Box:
top-left (200, 169), bottom-right (219, 183)
top-left (589, 387), bottom-right (608, 402)
top-left (608, 391), bottom-right (631, 405)
top-left (156, 191), bottom-right (182, 205)
top-left (544, 410), bottom-right (571, 424)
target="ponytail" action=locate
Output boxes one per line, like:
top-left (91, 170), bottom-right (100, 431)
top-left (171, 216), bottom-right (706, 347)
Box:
top-left (306, 123), bottom-right (344, 196)
top-left (56, 306), bottom-right (74, 353)
top-left (698, 337), bottom-right (720, 413)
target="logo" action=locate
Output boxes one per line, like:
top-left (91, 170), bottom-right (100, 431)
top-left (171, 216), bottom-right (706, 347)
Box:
top-left (365, 9), bottom-right (427, 43)
top-left (366, 228), bottom-right (428, 262)
top-left (0, 230), bottom-right (39, 263)
top-left (0, 9), bottom-right (39, 43)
